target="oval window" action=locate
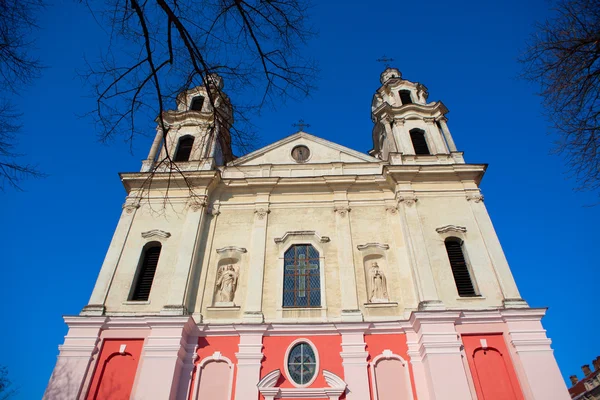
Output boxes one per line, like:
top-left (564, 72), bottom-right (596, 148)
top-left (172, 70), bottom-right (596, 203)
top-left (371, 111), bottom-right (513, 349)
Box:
top-left (286, 341), bottom-right (317, 386)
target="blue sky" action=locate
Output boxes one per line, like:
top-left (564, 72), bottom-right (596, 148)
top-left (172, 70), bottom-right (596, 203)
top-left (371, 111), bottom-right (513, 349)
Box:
top-left (2, 0), bottom-right (598, 398)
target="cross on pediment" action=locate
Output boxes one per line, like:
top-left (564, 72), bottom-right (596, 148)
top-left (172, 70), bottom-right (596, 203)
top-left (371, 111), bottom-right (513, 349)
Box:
top-left (285, 253), bottom-right (318, 297)
top-left (376, 56), bottom-right (394, 68)
top-left (292, 119), bottom-right (310, 132)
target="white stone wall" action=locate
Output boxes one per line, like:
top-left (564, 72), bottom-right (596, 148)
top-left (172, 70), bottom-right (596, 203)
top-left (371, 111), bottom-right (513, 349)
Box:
top-left (88, 157), bottom-right (522, 321)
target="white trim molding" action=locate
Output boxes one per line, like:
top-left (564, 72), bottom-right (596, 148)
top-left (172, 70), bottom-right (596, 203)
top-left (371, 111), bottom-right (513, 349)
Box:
top-left (356, 243), bottom-right (390, 251)
top-left (369, 350), bottom-right (413, 400)
top-left (274, 231), bottom-right (331, 245)
top-left (191, 351), bottom-right (235, 400)
top-left (435, 225), bottom-right (467, 234)
top-left (141, 229), bottom-right (171, 239)
top-left (216, 246), bottom-right (247, 254)
top-left (257, 368), bottom-right (347, 400)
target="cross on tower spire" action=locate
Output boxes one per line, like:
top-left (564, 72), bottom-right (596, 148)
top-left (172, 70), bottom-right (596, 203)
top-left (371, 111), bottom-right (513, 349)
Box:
top-left (376, 56), bottom-right (394, 68)
top-left (292, 119), bottom-right (310, 132)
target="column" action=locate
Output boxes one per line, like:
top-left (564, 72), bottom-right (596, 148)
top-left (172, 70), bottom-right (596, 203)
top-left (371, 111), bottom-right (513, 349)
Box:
top-left (466, 194), bottom-right (526, 305)
top-left (243, 194), bottom-right (271, 322)
top-left (333, 197), bottom-right (361, 321)
top-left (234, 327), bottom-right (265, 400)
top-left (43, 317), bottom-right (106, 399)
top-left (409, 312), bottom-right (472, 399)
top-left (437, 117), bottom-right (457, 152)
top-left (132, 317), bottom-right (198, 400)
top-left (397, 192), bottom-right (443, 310)
top-left (393, 117), bottom-right (412, 155)
top-left (141, 128), bottom-right (163, 172)
top-left (338, 326), bottom-right (370, 400)
top-left (82, 197), bottom-right (140, 315)
top-left (380, 116), bottom-right (399, 155)
top-left (162, 196), bottom-right (208, 315)
top-left (504, 309), bottom-right (571, 400)
top-left (424, 117), bottom-right (447, 154)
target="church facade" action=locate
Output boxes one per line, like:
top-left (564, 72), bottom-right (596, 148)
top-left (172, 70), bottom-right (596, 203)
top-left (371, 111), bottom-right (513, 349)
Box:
top-left (44, 68), bottom-right (570, 400)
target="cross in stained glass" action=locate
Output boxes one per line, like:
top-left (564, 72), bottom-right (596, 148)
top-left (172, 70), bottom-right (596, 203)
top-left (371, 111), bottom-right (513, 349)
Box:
top-left (285, 253), bottom-right (318, 297)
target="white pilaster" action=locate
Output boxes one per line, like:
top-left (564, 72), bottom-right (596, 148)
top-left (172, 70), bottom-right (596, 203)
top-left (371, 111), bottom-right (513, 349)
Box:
top-left (234, 327), bottom-right (266, 400)
top-left (466, 193), bottom-right (526, 305)
top-left (504, 309), bottom-right (570, 400)
top-left (162, 197), bottom-right (208, 315)
top-left (132, 317), bottom-right (198, 400)
top-left (83, 198), bottom-right (140, 315)
top-left (331, 188), bottom-right (362, 321)
top-left (397, 193), bottom-right (443, 310)
top-left (243, 199), bottom-right (270, 322)
top-left (338, 325), bottom-right (370, 400)
top-left (409, 312), bottom-right (472, 400)
top-left (43, 317), bottom-right (106, 400)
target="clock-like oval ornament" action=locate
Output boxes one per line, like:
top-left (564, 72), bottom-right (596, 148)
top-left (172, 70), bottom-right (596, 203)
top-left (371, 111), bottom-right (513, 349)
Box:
top-left (291, 145), bottom-right (310, 163)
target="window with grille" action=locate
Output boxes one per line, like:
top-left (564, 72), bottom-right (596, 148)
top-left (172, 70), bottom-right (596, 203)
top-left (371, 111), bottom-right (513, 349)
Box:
top-left (130, 243), bottom-right (161, 301)
top-left (190, 96), bottom-right (204, 111)
top-left (444, 238), bottom-right (477, 297)
top-left (399, 90), bottom-right (413, 105)
top-left (174, 136), bottom-right (194, 162)
top-left (283, 245), bottom-right (321, 308)
top-left (286, 341), bottom-right (317, 386)
top-left (410, 129), bottom-right (431, 155)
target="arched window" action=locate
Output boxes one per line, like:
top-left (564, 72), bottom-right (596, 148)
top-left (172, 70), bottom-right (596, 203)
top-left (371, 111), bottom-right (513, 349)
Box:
top-left (444, 238), bottom-right (476, 297)
top-left (283, 244), bottom-right (321, 308)
top-left (410, 129), bottom-right (430, 155)
top-left (399, 90), bottom-right (413, 105)
top-left (130, 242), bottom-right (161, 301)
top-left (174, 135), bottom-right (194, 162)
top-left (190, 96), bottom-right (204, 111)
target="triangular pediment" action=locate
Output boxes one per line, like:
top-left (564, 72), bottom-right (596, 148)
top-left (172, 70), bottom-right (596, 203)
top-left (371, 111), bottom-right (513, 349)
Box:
top-left (229, 132), bottom-right (379, 166)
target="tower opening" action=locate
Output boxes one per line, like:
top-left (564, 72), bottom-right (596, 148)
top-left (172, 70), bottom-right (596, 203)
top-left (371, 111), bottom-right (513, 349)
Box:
top-left (190, 96), bottom-right (205, 111)
top-left (130, 243), bottom-right (162, 301)
top-left (444, 238), bottom-right (476, 297)
top-left (399, 90), bottom-right (413, 105)
top-left (174, 135), bottom-right (194, 162)
top-left (410, 129), bottom-right (430, 155)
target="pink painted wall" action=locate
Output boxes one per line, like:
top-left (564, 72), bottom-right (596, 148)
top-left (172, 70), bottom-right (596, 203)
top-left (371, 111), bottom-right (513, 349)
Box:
top-left (85, 339), bottom-right (143, 400)
top-left (260, 335), bottom-right (344, 398)
top-left (462, 334), bottom-right (524, 400)
top-left (365, 333), bottom-right (416, 400)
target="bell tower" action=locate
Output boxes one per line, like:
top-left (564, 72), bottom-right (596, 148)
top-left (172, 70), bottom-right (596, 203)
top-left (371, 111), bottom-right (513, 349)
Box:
top-left (141, 73), bottom-right (234, 172)
top-left (370, 67), bottom-right (461, 164)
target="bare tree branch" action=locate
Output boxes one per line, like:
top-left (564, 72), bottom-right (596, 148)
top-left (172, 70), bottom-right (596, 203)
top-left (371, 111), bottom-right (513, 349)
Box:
top-left (0, 0), bottom-right (45, 191)
top-left (82, 0), bottom-right (316, 207)
top-left (521, 0), bottom-right (600, 195)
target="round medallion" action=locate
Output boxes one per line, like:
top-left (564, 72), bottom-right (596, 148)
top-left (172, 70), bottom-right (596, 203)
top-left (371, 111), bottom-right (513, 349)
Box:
top-left (291, 145), bottom-right (310, 163)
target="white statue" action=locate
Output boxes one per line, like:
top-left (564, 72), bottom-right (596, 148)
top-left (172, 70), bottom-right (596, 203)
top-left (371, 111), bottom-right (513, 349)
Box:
top-left (368, 262), bottom-right (389, 303)
top-left (215, 264), bottom-right (239, 303)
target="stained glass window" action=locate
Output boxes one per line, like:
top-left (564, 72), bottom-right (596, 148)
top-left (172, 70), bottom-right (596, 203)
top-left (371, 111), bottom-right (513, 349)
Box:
top-left (287, 342), bottom-right (317, 386)
top-left (283, 244), bottom-right (321, 308)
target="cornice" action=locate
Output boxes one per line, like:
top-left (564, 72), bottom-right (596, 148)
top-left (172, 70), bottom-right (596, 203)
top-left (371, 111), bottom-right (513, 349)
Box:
top-left (141, 229), bottom-right (171, 239)
top-left (435, 225), bottom-right (467, 234)
top-left (372, 101), bottom-right (449, 120)
top-left (120, 170), bottom-right (220, 192)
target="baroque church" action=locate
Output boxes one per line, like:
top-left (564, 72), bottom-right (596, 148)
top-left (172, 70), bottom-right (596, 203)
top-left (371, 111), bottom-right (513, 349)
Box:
top-left (44, 68), bottom-right (570, 400)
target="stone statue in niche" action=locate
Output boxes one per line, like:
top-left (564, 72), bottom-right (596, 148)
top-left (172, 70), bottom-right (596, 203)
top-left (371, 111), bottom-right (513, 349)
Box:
top-left (368, 261), bottom-right (389, 303)
top-left (215, 264), bottom-right (239, 305)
